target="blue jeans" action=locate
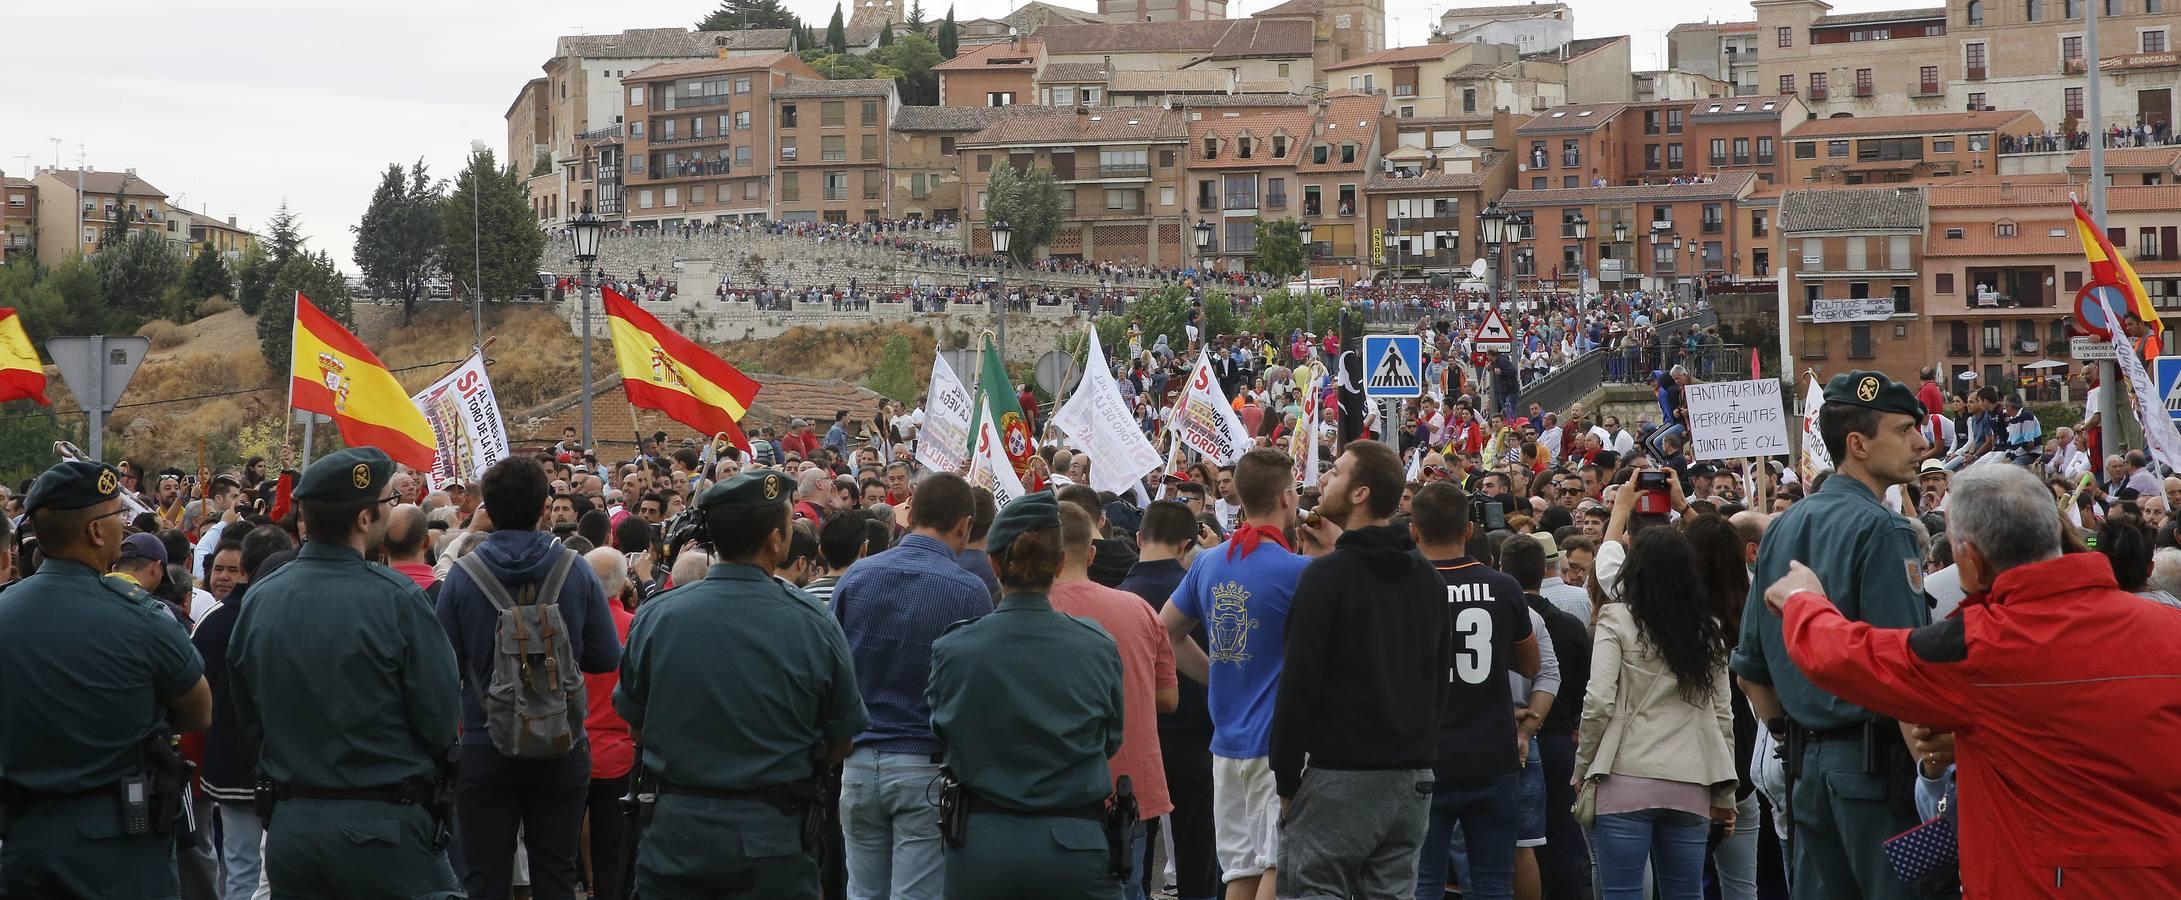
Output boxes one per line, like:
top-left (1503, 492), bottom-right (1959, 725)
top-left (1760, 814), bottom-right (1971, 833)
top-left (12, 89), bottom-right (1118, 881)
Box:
top-left (1592, 808), bottom-right (1708, 900)
top-left (1415, 774), bottom-right (1518, 900)
top-left (1709, 792), bottom-right (1760, 900)
top-left (1515, 736), bottom-right (1545, 846)
top-left (1126, 820), bottom-right (1149, 900)
top-left (840, 747), bottom-right (946, 900)
top-left (217, 801), bottom-right (267, 900)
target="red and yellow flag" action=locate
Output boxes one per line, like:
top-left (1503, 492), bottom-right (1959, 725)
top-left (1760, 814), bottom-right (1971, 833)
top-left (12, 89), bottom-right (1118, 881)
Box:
top-left (602, 286), bottom-right (760, 452)
top-left (0, 308), bottom-right (49, 406)
top-left (289, 293), bottom-right (438, 470)
top-left (2071, 197), bottom-right (2164, 358)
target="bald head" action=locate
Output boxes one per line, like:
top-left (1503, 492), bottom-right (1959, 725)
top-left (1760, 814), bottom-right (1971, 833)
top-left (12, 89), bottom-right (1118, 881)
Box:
top-left (1729, 510), bottom-right (1769, 547)
top-left (585, 546), bottom-right (630, 599)
top-left (382, 504), bottom-right (429, 562)
top-left (672, 549), bottom-right (713, 586)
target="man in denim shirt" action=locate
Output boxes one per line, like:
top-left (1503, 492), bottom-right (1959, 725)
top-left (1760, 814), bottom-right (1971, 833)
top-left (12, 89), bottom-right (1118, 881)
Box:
top-left (831, 473), bottom-right (991, 900)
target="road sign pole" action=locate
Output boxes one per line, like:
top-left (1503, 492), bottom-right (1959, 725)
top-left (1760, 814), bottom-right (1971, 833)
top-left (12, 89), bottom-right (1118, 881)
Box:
top-left (86, 336), bottom-right (105, 462)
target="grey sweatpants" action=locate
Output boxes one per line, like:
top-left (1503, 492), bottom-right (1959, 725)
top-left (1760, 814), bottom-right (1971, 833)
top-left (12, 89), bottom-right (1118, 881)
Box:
top-left (1276, 767), bottom-right (1434, 900)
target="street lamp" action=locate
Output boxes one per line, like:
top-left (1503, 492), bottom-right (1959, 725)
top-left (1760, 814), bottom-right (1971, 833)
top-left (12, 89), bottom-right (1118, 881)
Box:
top-left (1194, 219), bottom-right (1214, 270)
top-left (1649, 229), bottom-right (1668, 292)
top-left (1298, 220), bottom-right (1317, 335)
top-left (569, 208), bottom-right (604, 452)
top-left (1479, 201), bottom-right (1508, 314)
top-left (990, 218), bottom-right (1012, 361)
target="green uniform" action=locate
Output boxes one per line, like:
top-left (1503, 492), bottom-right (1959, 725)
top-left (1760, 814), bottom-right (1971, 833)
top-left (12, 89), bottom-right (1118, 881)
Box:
top-left (928, 591), bottom-right (1126, 900)
top-left (1733, 372), bottom-right (1930, 900)
top-left (613, 562), bottom-right (867, 899)
top-left (0, 561), bottom-right (203, 900)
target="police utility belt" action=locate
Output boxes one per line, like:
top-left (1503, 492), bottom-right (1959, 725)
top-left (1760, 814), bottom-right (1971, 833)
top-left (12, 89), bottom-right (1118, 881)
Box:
top-left (0, 731), bottom-right (194, 840)
top-left (938, 768), bottom-right (1139, 880)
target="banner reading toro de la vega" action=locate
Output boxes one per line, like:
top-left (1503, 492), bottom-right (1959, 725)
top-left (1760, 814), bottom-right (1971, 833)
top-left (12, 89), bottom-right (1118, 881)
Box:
top-left (409, 353), bottom-right (509, 490)
top-left (1176, 350), bottom-right (1252, 465)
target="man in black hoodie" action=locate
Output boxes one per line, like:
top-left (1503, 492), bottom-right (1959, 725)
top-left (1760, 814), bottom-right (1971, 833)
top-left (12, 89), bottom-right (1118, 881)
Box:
top-left (1271, 440), bottom-right (1451, 899)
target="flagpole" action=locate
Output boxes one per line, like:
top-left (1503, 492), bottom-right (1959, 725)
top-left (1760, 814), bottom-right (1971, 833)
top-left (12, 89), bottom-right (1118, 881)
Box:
top-left (2086, 0), bottom-right (2122, 454)
top-left (288, 291), bottom-right (307, 466)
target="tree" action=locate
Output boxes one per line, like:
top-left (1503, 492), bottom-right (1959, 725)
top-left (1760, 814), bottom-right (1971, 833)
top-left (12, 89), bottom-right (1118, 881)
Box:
top-left (182, 242), bottom-right (231, 305)
top-left (867, 333), bottom-right (919, 401)
top-left (877, 20), bottom-right (894, 45)
top-left (982, 163), bottom-right (1061, 266)
top-left (1253, 218), bottom-right (1306, 283)
top-left (825, 3), bottom-right (848, 53)
top-left (354, 160), bottom-right (447, 324)
top-left (440, 148), bottom-right (546, 308)
top-left (92, 228), bottom-right (183, 326)
top-left (697, 0), bottom-right (802, 31)
top-left (874, 33), bottom-right (943, 104)
top-left (257, 251), bottom-right (352, 374)
top-left (937, 5), bottom-right (959, 57)
top-left (1236, 289), bottom-right (1339, 344)
top-left (800, 50), bottom-right (880, 79)
top-left (233, 241), bottom-right (273, 315)
top-left (1093, 285), bottom-right (1240, 358)
top-left (905, 0), bottom-right (927, 31)
top-left (263, 203), bottom-right (305, 267)
top-left (0, 257), bottom-right (119, 349)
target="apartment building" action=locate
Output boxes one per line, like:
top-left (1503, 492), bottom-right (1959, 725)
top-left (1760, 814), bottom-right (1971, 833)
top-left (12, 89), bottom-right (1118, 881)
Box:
top-left (2, 173), bottom-right (32, 262)
top-left (178, 209), bottom-right (254, 260)
top-left (1189, 107), bottom-right (1312, 269)
top-left (31, 169), bottom-right (174, 264)
top-left (1321, 41), bottom-right (1520, 118)
top-left (1666, 21), bottom-right (1763, 95)
top-left (1369, 147), bottom-right (1514, 279)
top-left (619, 53), bottom-right (823, 227)
top-left (1436, 2), bottom-right (1572, 53)
top-left (1035, 19), bottom-right (1317, 93)
top-left (1634, 70), bottom-right (1736, 102)
top-left (1297, 91), bottom-right (1385, 270)
top-left (1687, 94), bottom-right (1805, 186)
top-left (507, 78), bottom-right (552, 174)
top-left (935, 40), bottom-right (1044, 107)
top-left (2066, 146), bottom-right (2181, 185)
top-left (1757, 0), bottom-right (2177, 131)
top-left (890, 106), bottom-right (1066, 222)
top-left (773, 79), bottom-right (900, 223)
top-left (958, 108), bottom-right (1192, 264)
top-left (1514, 102), bottom-right (1634, 188)
top-left (1252, 0), bottom-right (1387, 75)
top-left (1782, 109), bottom-right (2044, 185)
top-left (1779, 187), bottom-right (1931, 376)
top-left (1498, 172), bottom-right (1759, 292)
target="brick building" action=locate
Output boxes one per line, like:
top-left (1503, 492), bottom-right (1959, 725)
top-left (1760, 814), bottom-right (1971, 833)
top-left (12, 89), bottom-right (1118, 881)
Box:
top-left (772, 79), bottom-right (900, 223)
top-left (1686, 94), bottom-right (1806, 187)
top-left (1368, 147), bottom-right (1514, 280)
top-left (1779, 187), bottom-right (1931, 377)
top-left (889, 106), bottom-right (1064, 223)
top-left (1514, 102), bottom-right (1634, 189)
top-left (619, 53), bottom-right (823, 227)
top-left (1782, 109), bottom-right (2044, 185)
top-left (1498, 173), bottom-right (1759, 292)
top-left (934, 40), bottom-right (1044, 107)
top-left (958, 107), bottom-right (1192, 265)
top-left (2, 173), bottom-right (32, 262)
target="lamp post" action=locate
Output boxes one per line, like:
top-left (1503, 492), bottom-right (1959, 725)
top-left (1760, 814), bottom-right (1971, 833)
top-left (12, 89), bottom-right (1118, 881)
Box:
top-left (1194, 218), bottom-right (1214, 275)
top-left (1569, 211), bottom-right (1590, 300)
top-left (1479, 201), bottom-right (1508, 316)
top-left (1649, 229), bottom-right (1668, 293)
top-left (990, 218), bottom-right (1012, 362)
top-left (1298, 220), bottom-right (1316, 335)
top-left (569, 209), bottom-right (603, 452)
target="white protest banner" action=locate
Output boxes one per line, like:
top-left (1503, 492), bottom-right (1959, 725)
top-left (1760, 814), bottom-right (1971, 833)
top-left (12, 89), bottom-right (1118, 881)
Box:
top-left (410, 353), bottom-right (509, 489)
top-left (1799, 374), bottom-right (1831, 480)
top-left (2097, 289), bottom-right (2181, 472)
top-left (1054, 327), bottom-right (1161, 494)
top-left (1809, 298), bottom-right (1897, 323)
top-left (1685, 377), bottom-right (1790, 461)
top-left (1288, 361), bottom-right (1327, 486)
top-left (967, 392), bottom-right (1028, 507)
top-left (1175, 350), bottom-right (1253, 465)
top-left (916, 351), bottom-right (973, 475)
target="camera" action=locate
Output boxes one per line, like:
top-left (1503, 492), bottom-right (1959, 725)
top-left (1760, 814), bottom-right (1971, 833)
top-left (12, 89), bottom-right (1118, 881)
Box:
top-left (1470, 496), bottom-right (1509, 532)
top-left (1636, 470), bottom-right (1672, 515)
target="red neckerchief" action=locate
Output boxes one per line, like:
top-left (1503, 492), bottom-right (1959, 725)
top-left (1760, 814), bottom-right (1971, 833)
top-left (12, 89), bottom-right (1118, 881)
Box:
top-left (1227, 523), bottom-right (1293, 561)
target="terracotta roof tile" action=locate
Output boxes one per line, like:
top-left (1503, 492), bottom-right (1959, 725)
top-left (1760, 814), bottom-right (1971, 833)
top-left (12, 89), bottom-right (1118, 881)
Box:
top-left (1688, 95), bottom-right (1794, 120)
top-left (1322, 43), bottom-right (1465, 72)
top-left (1777, 187), bottom-right (1926, 232)
top-left (890, 105), bottom-right (1068, 132)
top-left (933, 40), bottom-right (1044, 72)
top-left (626, 53), bottom-right (803, 81)
top-left (1039, 61), bottom-right (1111, 82)
top-left (39, 169), bottom-right (167, 198)
top-left (1502, 172), bottom-right (1755, 205)
top-left (1925, 182), bottom-right (2073, 207)
top-left (1034, 19), bottom-right (1312, 58)
top-left (1173, 91), bottom-right (1313, 108)
top-left (1924, 220), bottom-right (2078, 257)
top-left (772, 78), bottom-right (895, 98)
top-left (1110, 69), bottom-right (1232, 93)
top-left (1295, 93), bottom-right (1383, 173)
top-left (960, 107), bottom-right (1187, 145)
top-left (1190, 112), bottom-right (1316, 169)
top-left (2064, 147), bottom-right (2181, 171)
top-left (1516, 103), bottom-right (1629, 134)
top-left (1786, 110), bottom-right (2038, 138)
top-left (1811, 6), bottom-right (1946, 26)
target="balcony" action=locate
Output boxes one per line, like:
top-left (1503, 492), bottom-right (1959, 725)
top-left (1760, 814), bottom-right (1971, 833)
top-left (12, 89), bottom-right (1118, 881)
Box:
top-left (1098, 164), bottom-right (1151, 179)
top-left (1710, 155), bottom-right (1727, 167)
top-left (780, 147), bottom-right (798, 162)
top-left (651, 159), bottom-right (733, 180)
top-left (1733, 154), bottom-right (1751, 166)
top-left (1756, 153), bottom-right (1775, 165)
top-left (1265, 192), bottom-right (1288, 210)
top-left (1854, 84), bottom-right (1874, 98)
top-left (577, 124), bottom-right (624, 141)
top-left (1562, 152), bottom-right (1581, 167)
top-left (1912, 81), bottom-right (1944, 97)
top-left (1223, 193), bottom-right (1258, 210)
top-left (1303, 202), bottom-right (1322, 217)
top-left (1966, 65), bottom-right (1986, 80)
top-left (647, 131), bottom-right (731, 147)
top-left (1702, 221), bottom-right (1724, 234)
top-left (653, 93), bottom-right (732, 112)
top-left (823, 189), bottom-right (848, 201)
top-left (1809, 87), bottom-right (1829, 101)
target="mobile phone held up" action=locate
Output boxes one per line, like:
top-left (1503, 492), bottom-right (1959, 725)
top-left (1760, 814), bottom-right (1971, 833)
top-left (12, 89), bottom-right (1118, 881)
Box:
top-left (1636, 470), bottom-right (1672, 516)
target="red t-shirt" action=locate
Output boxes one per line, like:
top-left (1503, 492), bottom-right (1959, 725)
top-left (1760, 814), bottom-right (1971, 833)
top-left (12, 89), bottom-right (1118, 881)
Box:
top-left (584, 601), bottom-right (638, 779)
top-left (1918, 381), bottom-right (1945, 418)
top-left (1049, 580), bottom-right (1177, 820)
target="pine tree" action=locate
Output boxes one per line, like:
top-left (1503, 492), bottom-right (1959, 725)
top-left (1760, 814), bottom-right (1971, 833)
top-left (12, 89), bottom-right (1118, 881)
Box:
top-left (439, 148), bottom-right (546, 310)
top-left (353, 160), bottom-right (446, 325)
top-left (263, 203), bottom-right (305, 267)
top-left (697, 0), bottom-right (803, 31)
top-left (867, 333), bottom-right (919, 402)
top-left (937, 5), bottom-right (959, 58)
top-left (182, 241), bottom-right (231, 304)
top-left (825, 3), bottom-right (848, 53)
top-left (877, 20), bottom-right (894, 46)
top-left (905, 0), bottom-right (927, 32)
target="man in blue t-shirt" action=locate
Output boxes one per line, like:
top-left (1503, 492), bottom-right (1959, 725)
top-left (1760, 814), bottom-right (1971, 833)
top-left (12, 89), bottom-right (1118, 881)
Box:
top-left (1162, 447), bottom-right (1313, 900)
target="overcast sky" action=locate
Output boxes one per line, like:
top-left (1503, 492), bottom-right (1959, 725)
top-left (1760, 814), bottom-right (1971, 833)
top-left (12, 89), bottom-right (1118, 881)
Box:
top-left (4, 0), bottom-right (1849, 274)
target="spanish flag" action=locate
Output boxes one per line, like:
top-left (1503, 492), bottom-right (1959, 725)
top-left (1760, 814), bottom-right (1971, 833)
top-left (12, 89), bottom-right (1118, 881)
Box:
top-left (2071, 197), bottom-right (2163, 358)
top-left (602, 286), bottom-right (759, 452)
top-left (0, 308), bottom-right (49, 406)
top-left (289, 293), bottom-right (438, 471)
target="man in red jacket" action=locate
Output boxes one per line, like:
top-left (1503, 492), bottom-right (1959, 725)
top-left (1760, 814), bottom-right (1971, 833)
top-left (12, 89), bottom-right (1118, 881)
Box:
top-left (1764, 463), bottom-right (2181, 898)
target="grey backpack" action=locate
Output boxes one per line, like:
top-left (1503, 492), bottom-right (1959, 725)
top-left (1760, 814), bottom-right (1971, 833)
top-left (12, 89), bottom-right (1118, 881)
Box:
top-left (455, 548), bottom-right (587, 758)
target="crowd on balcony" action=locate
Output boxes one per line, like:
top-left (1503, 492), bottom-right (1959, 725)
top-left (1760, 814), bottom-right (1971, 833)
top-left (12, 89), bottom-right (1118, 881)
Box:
top-left (2000, 121), bottom-right (2180, 154)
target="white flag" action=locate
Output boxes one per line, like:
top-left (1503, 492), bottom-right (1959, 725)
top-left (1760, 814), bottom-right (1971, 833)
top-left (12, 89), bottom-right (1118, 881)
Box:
top-left (967, 392), bottom-right (1028, 507)
top-left (2096, 293), bottom-right (2181, 471)
top-left (1799, 374), bottom-right (1831, 481)
top-left (1054, 327), bottom-right (1163, 495)
top-left (1175, 350), bottom-right (1254, 465)
top-left (916, 352), bottom-right (973, 476)
top-left (408, 353), bottom-right (509, 490)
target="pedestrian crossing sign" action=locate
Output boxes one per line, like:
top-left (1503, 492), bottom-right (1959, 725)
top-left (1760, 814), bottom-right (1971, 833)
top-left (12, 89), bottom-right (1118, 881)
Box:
top-left (1363, 334), bottom-right (1424, 398)
top-left (2155, 357), bottom-right (2181, 422)
top-left (1473, 309), bottom-right (1515, 348)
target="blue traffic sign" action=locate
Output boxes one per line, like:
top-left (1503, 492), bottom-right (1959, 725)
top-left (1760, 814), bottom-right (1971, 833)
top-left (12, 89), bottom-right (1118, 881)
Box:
top-left (1363, 334), bottom-right (1424, 398)
top-left (2155, 357), bottom-right (2181, 422)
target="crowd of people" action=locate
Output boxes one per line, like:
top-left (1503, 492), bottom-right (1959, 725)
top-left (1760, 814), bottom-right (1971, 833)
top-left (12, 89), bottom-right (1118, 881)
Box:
top-left (7, 293), bottom-right (2181, 900)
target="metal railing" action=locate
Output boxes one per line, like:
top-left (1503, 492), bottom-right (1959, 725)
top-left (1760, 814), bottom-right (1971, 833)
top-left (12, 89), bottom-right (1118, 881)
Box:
top-left (1514, 309), bottom-right (1721, 413)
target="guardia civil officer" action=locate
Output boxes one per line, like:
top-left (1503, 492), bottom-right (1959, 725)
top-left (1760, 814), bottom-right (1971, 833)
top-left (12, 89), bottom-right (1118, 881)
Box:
top-left (1732, 370), bottom-right (1930, 900)
top-left (227, 448), bottom-right (464, 898)
top-left (0, 460), bottom-right (212, 899)
top-left (613, 470), bottom-right (867, 899)
top-left (927, 491), bottom-right (1126, 900)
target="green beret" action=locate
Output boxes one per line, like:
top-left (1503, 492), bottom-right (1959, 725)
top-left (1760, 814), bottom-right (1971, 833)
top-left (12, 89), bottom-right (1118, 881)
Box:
top-left (24, 460), bottom-right (124, 515)
top-left (987, 491), bottom-right (1060, 557)
top-left (293, 447), bottom-right (395, 502)
top-left (1822, 370), bottom-right (1922, 419)
top-left (698, 470), bottom-right (793, 512)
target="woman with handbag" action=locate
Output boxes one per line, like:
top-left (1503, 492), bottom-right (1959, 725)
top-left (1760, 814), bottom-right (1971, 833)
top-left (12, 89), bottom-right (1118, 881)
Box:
top-left (1573, 526), bottom-right (1737, 900)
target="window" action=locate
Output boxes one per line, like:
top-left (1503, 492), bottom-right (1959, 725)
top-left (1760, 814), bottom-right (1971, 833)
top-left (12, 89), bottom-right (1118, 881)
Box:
top-left (988, 91), bottom-right (1013, 107)
top-left (1780, 73), bottom-right (1796, 94)
top-left (976, 154), bottom-right (992, 173)
top-left (780, 172), bottom-right (799, 202)
top-left (1303, 185), bottom-right (1322, 216)
top-left (1702, 203), bottom-right (1724, 233)
top-left (1224, 218), bottom-right (1254, 253)
top-left (1934, 138), bottom-right (1956, 152)
top-left (1644, 110), bottom-right (1662, 135)
top-left (736, 111), bottom-right (751, 130)
top-left (911, 173), bottom-right (929, 199)
top-left (1646, 144), bottom-right (1662, 170)
top-left (2067, 86), bottom-right (2085, 118)
top-left (1968, 92), bottom-right (1986, 110)
top-left (823, 171), bottom-right (848, 201)
top-left (630, 86), bottom-right (645, 106)
top-left (1981, 321), bottom-right (2002, 354)
top-left (862, 100), bottom-right (879, 126)
top-left (822, 135), bottom-right (846, 161)
top-left (1099, 148), bottom-right (1148, 177)
top-left (1753, 210), bottom-right (1769, 237)
top-left (1795, 141), bottom-right (1817, 159)
top-left (1106, 188), bottom-right (1143, 211)
top-left (1757, 137), bottom-right (1775, 163)
top-left (1667, 110), bottom-right (1684, 134)
top-left (1856, 68), bottom-right (1873, 96)
top-left (2146, 30), bottom-right (2168, 53)
top-left (1712, 138), bottom-right (1730, 166)
top-left (1937, 272), bottom-right (1955, 293)
top-left (2063, 35), bottom-right (2084, 66)
top-left (1158, 149), bottom-right (1175, 167)
top-left (2066, 0), bottom-right (2082, 14)
top-left (1463, 88), bottom-right (1478, 113)
top-left (638, 189), bottom-right (655, 209)
top-left (781, 104), bottom-right (797, 127)
top-left (2027, 0), bottom-right (2042, 19)
top-left (1272, 135), bottom-right (1288, 158)
top-left (1313, 144), bottom-right (1329, 164)
top-left (1668, 143), bottom-right (1684, 168)
top-left (1265, 177), bottom-right (1287, 209)
top-left (1159, 186), bottom-right (1175, 206)
top-left (1809, 72), bottom-right (1828, 99)
top-left (663, 187), bottom-right (678, 206)
top-left (1278, 63), bottom-right (1290, 77)
top-left (1997, 221), bottom-right (2018, 238)
top-left (734, 76), bottom-right (752, 94)
top-left (2105, 0), bottom-right (2119, 14)
top-left (1238, 136), bottom-right (1254, 158)
top-left (1778, 26), bottom-right (1793, 47)
top-left (1828, 139), bottom-right (1849, 158)
top-left (736, 146), bottom-right (750, 166)
top-left (822, 101), bottom-right (844, 126)
top-left (941, 136), bottom-right (957, 155)
top-left (1966, 42), bottom-right (1987, 78)
top-left (1920, 66), bottom-right (1941, 94)
top-left (1203, 136), bottom-right (1220, 159)
top-left (864, 170), bottom-right (882, 201)
top-left (1967, 0), bottom-right (1983, 24)
top-left (1341, 143), bottom-right (1356, 164)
